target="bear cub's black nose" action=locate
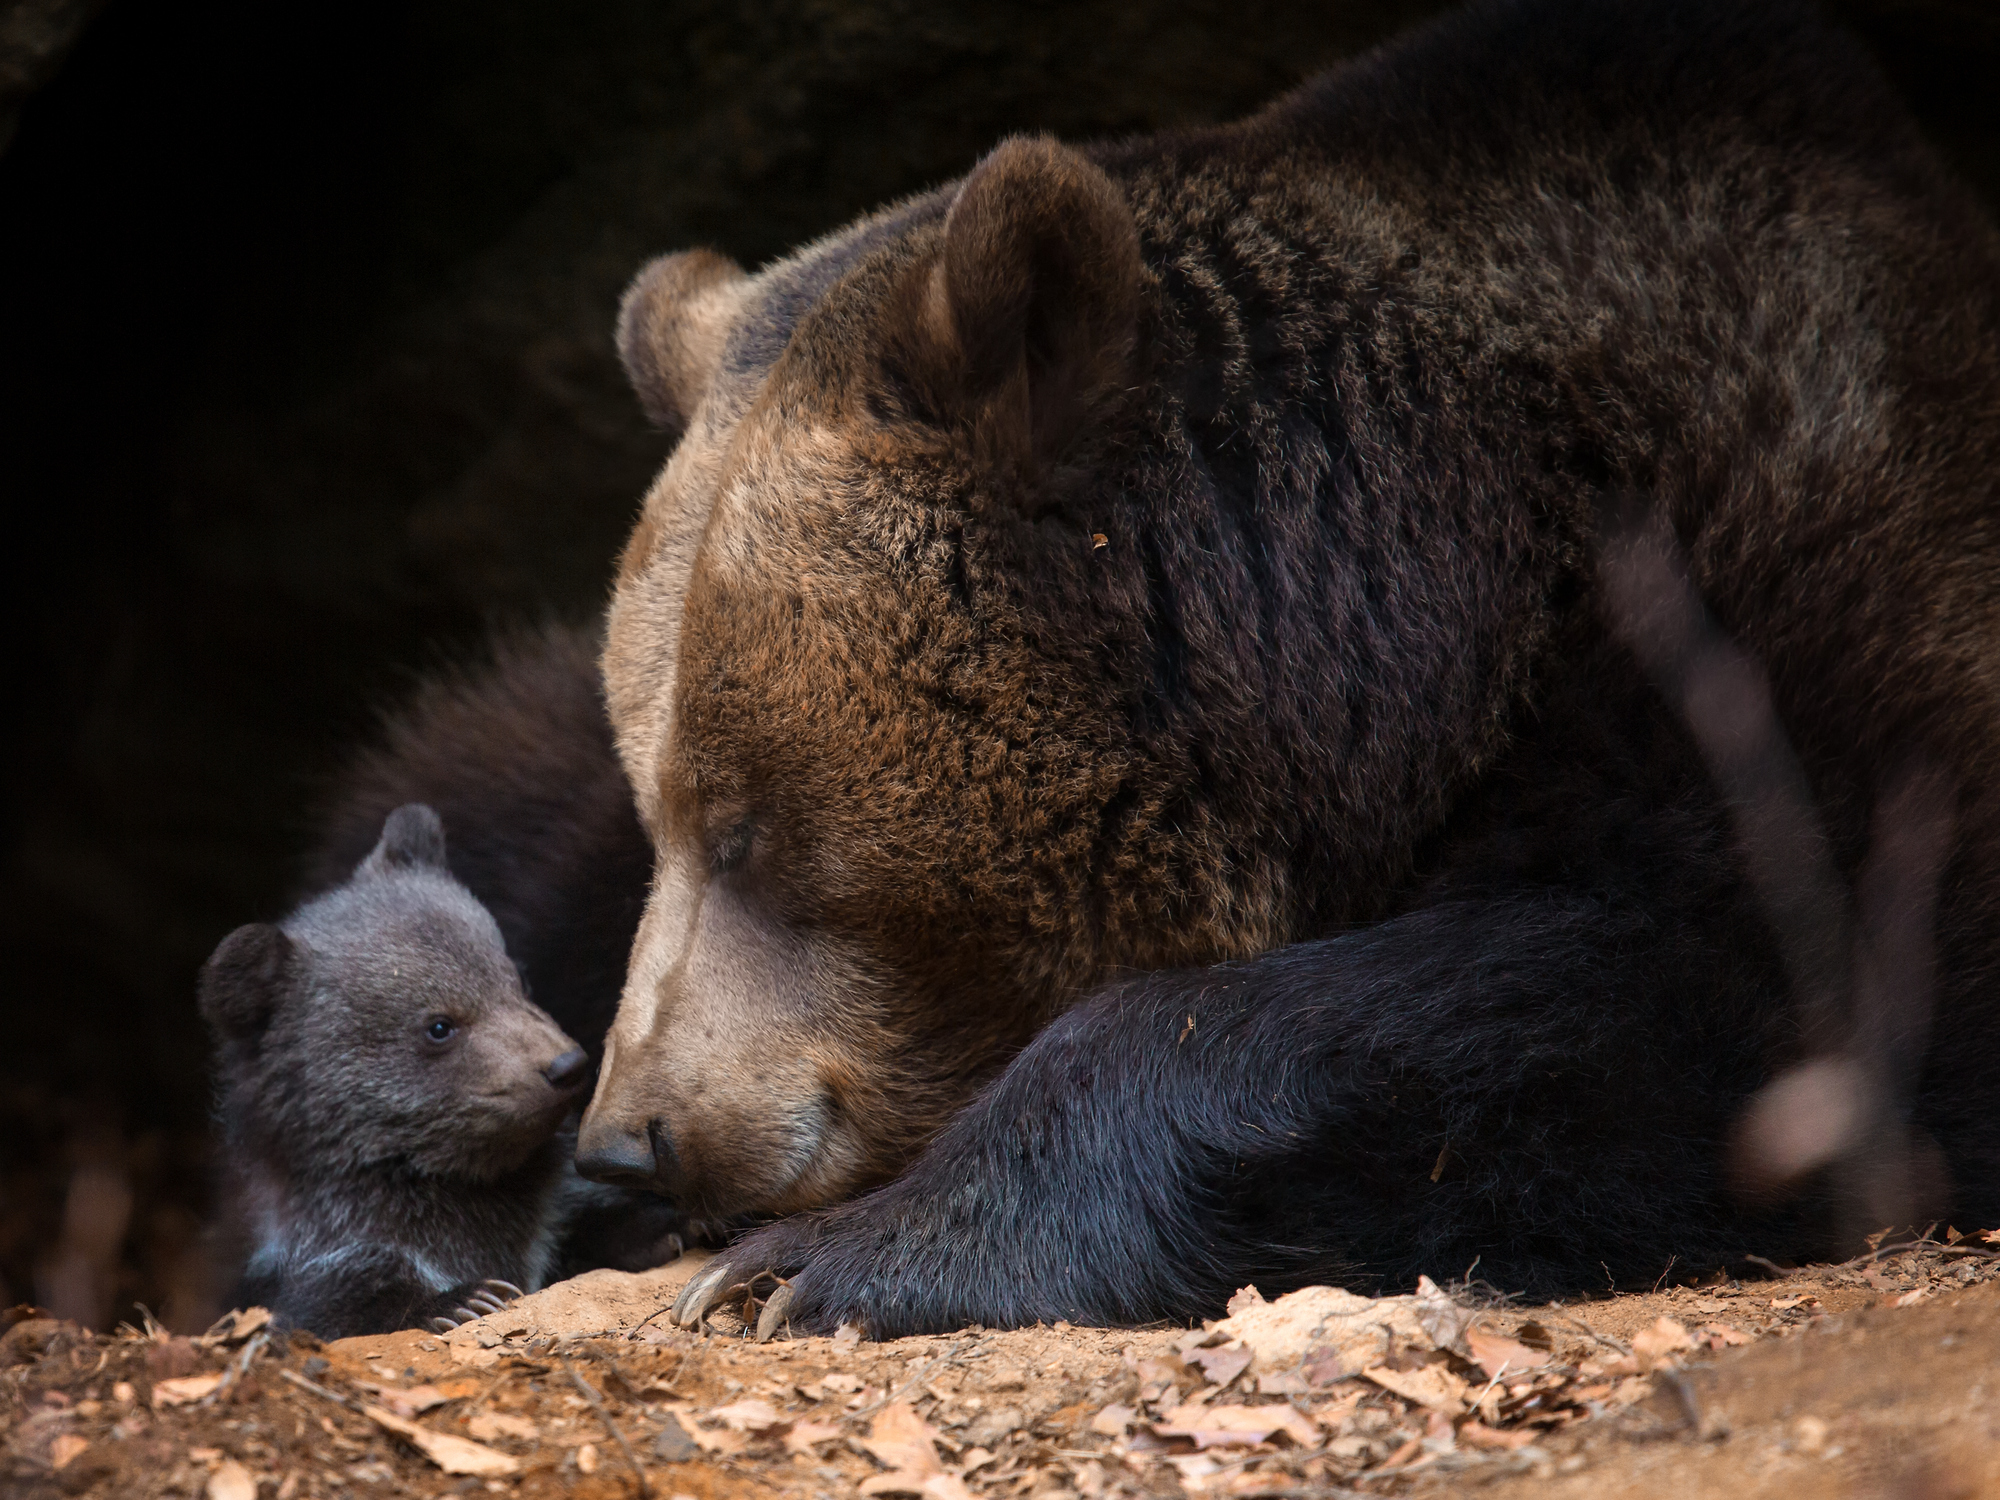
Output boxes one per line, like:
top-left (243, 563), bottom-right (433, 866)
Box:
top-left (544, 1047), bottom-right (590, 1092)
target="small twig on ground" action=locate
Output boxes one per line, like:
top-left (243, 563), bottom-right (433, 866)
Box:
top-left (846, 1340), bottom-right (971, 1423)
top-left (1654, 1368), bottom-right (1703, 1434)
top-left (628, 1303), bottom-right (675, 1340)
top-left (204, 1331), bottom-right (270, 1406)
top-left (1469, 1361), bottom-right (1510, 1415)
top-left (278, 1367), bottom-right (361, 1412)
top-left (1549, 1315), bottom-right (1630, 1357)
top-left (560, 1354), bottom-right (650, 1500)
top-left (464, 1369), bottom-right (513, 1416)
top-left (1828, 1233), bottom-right (2000, 1270)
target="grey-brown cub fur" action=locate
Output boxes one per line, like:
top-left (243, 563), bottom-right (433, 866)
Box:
top-left (201, 804), bottom-right (596, 1338)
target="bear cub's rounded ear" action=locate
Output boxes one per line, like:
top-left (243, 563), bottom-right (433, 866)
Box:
top-left (616, 248), bottom-right (749, 438)
top-left (198, 922), bottom-right (295, 1040)
top-left (358, 803), bottom-right (449, 880)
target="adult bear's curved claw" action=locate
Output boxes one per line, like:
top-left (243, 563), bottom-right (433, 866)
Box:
top-left (428, 1317), bottom-right (460, 1334)
top-left (754, 1282), bottom-right (796, 1342)
top-left (670, 1258), bottom-right (742, 1326)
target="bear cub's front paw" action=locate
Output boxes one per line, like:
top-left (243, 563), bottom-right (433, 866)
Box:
top-left (424, 1278), bottom-right (527, 1334)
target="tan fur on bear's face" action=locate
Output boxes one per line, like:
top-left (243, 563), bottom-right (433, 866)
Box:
top-left (581, 143), bottom-right (1254, 1213)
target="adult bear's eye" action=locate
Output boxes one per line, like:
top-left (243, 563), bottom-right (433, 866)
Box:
top-left (708, 818), bottom-right (756, 876)
top-left (425, 1017), bottom-right (457, 1043)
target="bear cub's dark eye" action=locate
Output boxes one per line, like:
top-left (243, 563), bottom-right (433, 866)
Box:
top-left (425, 1017), bottom-right (457, 1044)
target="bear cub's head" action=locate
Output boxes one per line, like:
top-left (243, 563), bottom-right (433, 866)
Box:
top-left (200, 804), bottom-right (590, 1181)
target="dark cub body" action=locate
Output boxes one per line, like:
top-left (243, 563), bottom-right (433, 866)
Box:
top-left (204, 806), bottom-right (595, 1338)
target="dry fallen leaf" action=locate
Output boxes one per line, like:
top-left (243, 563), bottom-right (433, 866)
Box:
top-left (1212, 1282), bottom-right (1453, 1373)
top-left (1610, 1376), bottom-right (1652, 1407)
top-left (1895, 1287), bottom-right (1933, 1307)
top-left (575, 1442), bottom-right (599, 1474)
top-left (1306, 1389), bottom-right (1366, 1432)
top-left (1466, 1326), bottom-right (1543, 1380)
top-left (1458, 1421), bottom-right (1537, 1451)
top-left (465, 1411), bottom-right (538, 1443)
top-left (1089, 1404), bottom-right (1136, 1437)
top-left (1699, 1323), bottom-right (1750, 1349)
top-left (1155, 1401), bottom-right (1319, 1448)
top-left (201, 1307), bottom-right (272, 1347)
top-left (686, 1425), bottom-right (749, 1456)
top-left (1361, 1363), bottom-right (1470, 1413)
top-left (709, 1398), bottom-right (787, 1433)
top-left (361, 1383), bottom-right (452, 1419)
top-left (151, 1374), bottom-right (223, 1408)
top-left (361, 1403), bottom-right (519, 1477)
top-left (1227, 1285), bottom-right (1267, 1315)
top-left (1631, 1317), bottom-right (1693, 1370)
top-left (1186, 1344), bottom-right (1254, 1386)
top-left (783, 1419), bottom-right (843, 1454)
top-left (834, 1323), bottom-right (865, 1349)
top-left (853, 1405), bottom-right (982, 1498)
top-left (1134, 1354), bottom-right (1190, 1402)
top-left (861, 1403), bottom-right (944, 1472)
top-left (860, 1474), bottom-right (977, 1500)
top-left (48, 1434), bottom-right (88, 1471)
top-left (206, 1460), bottom-right (258, 1500)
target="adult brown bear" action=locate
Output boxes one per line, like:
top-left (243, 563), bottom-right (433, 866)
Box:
top-left (575, 0), bottom-right (2000, 1335)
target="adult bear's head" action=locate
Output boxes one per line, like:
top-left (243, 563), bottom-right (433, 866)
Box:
top-left (577, 137), bottom-right (1290, 1215)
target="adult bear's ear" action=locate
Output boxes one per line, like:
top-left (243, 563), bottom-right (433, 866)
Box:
top-left (357, 803), bottom-right (449, 880)
top-left (616, 249), bottom-right (750, 437)
top-left (888, 135), bottom-right (1143, 467)
top-left (198, 923), bottom-right (295, 1040)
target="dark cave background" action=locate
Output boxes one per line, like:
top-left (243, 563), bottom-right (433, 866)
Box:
top-left (0, 0), bottom-right (1994, 1332)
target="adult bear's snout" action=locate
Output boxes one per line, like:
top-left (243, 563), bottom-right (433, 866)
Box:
top-left (575, 1119), bottom-right (664, 1189)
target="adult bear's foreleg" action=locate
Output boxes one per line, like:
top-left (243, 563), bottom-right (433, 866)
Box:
top-left (675, 894), bottom-right (1790, 1338)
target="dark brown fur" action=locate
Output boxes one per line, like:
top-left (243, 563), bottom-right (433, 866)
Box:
top-left (309, 625), bottom-right (651, 1067)
top-left (579, 0), bottom-right (2000, 1326)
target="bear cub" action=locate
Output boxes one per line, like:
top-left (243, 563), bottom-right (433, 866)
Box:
top-left (201, 803), bottom-right (601, 1338)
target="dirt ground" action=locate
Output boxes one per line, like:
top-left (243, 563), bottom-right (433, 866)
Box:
top-left (5, 1234), bottom-right (1999, 1500)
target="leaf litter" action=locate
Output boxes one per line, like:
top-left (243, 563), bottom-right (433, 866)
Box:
top-left (8, 1232), bottom-right (2000, 1498)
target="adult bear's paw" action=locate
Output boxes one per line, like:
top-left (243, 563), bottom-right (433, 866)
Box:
top-left (668, 1179), bottom-right (1004, 1341)
top-left (669, 1213), bottom-right (845, 1337)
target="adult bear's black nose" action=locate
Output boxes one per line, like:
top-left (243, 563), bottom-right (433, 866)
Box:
top-left (575, 1124), bottom-right (658, 1187)
top-left (544, 1047), bottom-right (590, 1093)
